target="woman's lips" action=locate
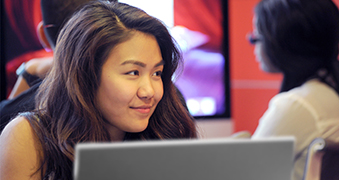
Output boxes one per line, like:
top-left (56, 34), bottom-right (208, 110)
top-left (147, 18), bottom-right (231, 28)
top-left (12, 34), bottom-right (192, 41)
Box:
top-left (131, 105), bottom-right (152, 114)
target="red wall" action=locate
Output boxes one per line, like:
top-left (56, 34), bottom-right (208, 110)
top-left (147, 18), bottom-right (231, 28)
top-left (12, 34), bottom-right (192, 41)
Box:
top-left (229, 0), bottom-right (281, 134)
top-left (229, 0), bottom-right (339, 134)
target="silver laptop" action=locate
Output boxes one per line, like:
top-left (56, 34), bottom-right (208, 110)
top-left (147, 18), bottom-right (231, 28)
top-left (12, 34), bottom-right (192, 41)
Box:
top-left (74, 137), bottom-right (294, 180)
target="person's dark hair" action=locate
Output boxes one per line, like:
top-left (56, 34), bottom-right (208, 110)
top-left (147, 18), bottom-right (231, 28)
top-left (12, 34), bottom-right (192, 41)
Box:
top-left (24, 1), bottom-right (197, 179)
top-left (255, 0), bottom-right (339, 92)
top-left (40, 0), bottom-right (99, 48)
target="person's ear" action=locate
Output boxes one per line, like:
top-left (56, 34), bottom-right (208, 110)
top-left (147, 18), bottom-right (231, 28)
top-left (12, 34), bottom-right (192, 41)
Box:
top-left (37, 21), bottom-right (52, 52)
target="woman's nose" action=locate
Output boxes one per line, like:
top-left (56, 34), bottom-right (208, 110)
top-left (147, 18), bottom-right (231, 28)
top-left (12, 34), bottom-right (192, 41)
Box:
top-left (137, 78), bottom-right (155, 99)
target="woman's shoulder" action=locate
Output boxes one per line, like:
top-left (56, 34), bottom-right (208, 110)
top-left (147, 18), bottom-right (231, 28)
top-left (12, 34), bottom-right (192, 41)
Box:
top-left (0, 115), bottom-right (43, 179)
top-left (272, 79), bottom-right (339, 116)
top-left (0, 115), bottom-right (37, 141)
top-left (274, 79), bottom-right (337, 101)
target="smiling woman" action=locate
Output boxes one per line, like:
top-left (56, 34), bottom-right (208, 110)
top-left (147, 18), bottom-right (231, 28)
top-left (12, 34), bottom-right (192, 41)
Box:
top-left (0, 1), bottom-right (197, 180)
top-left (96, 32), bottom-right (165, 140)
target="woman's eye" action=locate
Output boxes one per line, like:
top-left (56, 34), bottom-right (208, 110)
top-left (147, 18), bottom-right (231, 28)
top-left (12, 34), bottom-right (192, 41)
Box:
top-left (126, 70), bottom-right (139, 76)
top-left (153, 71), bottom-right (162, 77)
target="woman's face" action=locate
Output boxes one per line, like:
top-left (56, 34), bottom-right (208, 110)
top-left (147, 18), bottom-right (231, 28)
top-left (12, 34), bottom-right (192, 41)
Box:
top-left (253, 16), bottom-right (280, 73)
top-left (96, 31), bottom-right (164, 140)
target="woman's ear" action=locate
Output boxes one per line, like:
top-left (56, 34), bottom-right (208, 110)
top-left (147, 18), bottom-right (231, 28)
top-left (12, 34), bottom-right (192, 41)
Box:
top-left (37, 21), bottom-right (52, 52)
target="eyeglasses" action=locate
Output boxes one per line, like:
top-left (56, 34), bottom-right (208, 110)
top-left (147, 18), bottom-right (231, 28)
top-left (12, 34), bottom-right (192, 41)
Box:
top-left (43, 24), bottom-right (56, 29)
top-left (247, 32), bottom-right (261, 45)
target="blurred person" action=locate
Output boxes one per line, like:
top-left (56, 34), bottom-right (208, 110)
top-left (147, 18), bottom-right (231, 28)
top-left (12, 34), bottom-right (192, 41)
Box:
top-left (249, 0), bottom-right (339, 179)
top-left (8, 0), bottom-right (121, 98)
top-left (2, 0), bottom-right (46, 96)
top-left (0, 0), bottom-right (105, 132)
top-left (0, 1), bottom-right (197, 179)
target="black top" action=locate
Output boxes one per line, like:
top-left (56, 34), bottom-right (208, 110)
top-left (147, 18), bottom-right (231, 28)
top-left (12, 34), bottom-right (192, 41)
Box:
top-left (0, 80), bottom-right (41, 132)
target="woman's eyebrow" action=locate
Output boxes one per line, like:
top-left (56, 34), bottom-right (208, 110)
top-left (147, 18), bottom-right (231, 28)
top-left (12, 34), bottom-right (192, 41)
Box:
top-left (155, 60), bottom-right (165, 67)
top-left (120, 60), bottom-right (164, 68)
top-left (121, 60), bottom-right (146, 67)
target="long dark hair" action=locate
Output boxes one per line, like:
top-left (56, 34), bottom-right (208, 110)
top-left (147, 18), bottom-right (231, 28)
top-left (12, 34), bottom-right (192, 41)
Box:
top-left (255, 0), bottom-right (339, 93)
top-left (25, 1), bottom-right (197, 179)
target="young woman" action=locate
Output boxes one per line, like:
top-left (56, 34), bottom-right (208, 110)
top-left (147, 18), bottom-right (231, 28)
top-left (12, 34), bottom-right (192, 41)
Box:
top-left (0, 1), bottom-right (197, 179)
top-left (249, 0), bottom-right (339, 179)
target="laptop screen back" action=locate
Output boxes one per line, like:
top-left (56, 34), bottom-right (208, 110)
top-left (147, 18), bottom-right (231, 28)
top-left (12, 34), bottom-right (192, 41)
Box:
top-left (74, 137), bottom-right (294, 180)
